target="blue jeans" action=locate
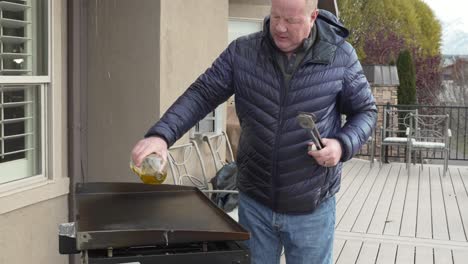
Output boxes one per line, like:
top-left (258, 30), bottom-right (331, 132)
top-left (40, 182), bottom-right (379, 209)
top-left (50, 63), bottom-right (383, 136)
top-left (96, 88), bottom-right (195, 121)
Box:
top-left (239, 193), bottom-right (336, 264)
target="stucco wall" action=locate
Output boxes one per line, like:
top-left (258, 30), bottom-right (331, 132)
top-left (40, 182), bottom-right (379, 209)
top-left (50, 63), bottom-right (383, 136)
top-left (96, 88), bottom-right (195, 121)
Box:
top-left (159, 0), bottom-right (228, 177)
top-left (86, 0), bottom-right (161, 182)
top-left (0, 196), bottom-right (68, 264)
top-left (160, 0), bottom-right (227, 114)
top-left (86, 0), bottom-right (228, 182)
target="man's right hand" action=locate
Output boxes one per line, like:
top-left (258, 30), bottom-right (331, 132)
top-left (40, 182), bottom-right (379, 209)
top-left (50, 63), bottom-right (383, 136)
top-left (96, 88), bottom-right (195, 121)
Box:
top-left (131, 136), bottom-right (168, 167)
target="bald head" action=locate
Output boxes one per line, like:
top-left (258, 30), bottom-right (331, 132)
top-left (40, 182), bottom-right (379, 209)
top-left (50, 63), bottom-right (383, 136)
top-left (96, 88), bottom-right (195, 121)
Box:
top-left (271, 0), bottom-right (318, 15)
top-left (305, 0), bottom-right (318, 15)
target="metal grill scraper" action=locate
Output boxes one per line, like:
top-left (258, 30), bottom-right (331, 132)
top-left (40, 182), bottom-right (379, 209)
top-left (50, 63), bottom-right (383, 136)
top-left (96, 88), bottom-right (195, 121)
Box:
top-left (297, 112), bottom-right (324, 151)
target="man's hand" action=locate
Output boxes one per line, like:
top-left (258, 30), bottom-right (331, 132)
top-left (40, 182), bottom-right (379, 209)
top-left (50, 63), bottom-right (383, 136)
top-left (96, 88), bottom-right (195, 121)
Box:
top-left (131, 136), bottom-right (168, 167)
top-left (307, 138), bottom-right (342, 167)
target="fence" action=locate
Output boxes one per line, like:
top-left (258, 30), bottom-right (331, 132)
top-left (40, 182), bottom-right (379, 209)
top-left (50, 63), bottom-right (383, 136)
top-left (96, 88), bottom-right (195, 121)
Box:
top-left (356, 104), bottom-right (468, 162)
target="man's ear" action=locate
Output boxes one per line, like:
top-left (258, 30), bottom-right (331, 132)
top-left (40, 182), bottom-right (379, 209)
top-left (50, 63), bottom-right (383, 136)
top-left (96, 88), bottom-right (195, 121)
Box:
top-left (310, 9), bottom-right (319, 23)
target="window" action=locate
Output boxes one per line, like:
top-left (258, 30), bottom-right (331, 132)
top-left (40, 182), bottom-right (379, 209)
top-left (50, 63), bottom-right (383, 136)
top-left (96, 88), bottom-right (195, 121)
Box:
top-left (191, 110), bottom-right (223, 137)
top-left (0, 0), bottom-right (49, 185)
top-left (191, 18), bottom-right (262, 137)
top-left (228, 18), bottom-right (263, 42)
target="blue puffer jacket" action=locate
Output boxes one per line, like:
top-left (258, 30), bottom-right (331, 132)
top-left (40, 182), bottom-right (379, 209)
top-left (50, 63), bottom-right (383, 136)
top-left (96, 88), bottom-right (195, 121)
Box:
top-left (146, 10), bottom-right (377, 214)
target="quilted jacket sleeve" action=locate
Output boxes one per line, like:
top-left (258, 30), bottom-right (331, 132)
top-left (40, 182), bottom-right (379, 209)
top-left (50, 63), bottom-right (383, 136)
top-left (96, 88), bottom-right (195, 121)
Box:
top-left (335, 48), bottom-right (377, 162)
top-left (145, 42), bottom-right (236, 146)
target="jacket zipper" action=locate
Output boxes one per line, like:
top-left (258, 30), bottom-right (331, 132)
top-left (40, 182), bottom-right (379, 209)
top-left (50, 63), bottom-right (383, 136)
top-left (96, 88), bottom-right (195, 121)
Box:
top-left (271, 58), bottom-right (282, 211)
top-left (271, 57), bottom-right (300, 211)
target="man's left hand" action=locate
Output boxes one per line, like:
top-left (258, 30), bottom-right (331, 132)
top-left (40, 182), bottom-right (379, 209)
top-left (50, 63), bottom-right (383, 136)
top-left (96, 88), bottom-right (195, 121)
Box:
top-left (307, 138), bottom-right (342, 167)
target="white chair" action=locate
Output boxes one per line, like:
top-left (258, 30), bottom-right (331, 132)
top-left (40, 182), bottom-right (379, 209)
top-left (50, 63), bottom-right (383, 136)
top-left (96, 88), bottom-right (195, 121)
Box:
top-left (202, 131), bottom-right (235, 171)
top-left (202, 132), bottom-right (238, 221)
top-left (167, 141), bottom-right (208, 189)
top-left (380, 107), bottom-right (418, 168)
top-left (167, 140), bottom-right (239, 221)
top-left (407, 113), bottom-right (451, 176)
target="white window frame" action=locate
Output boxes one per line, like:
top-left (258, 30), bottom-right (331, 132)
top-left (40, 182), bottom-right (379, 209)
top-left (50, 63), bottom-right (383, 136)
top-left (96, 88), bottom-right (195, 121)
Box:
top-left (190, 106), bottom-right (224, 138)
top-left (228, 17), bottom-right (263, 43)
top-left (0, 0), bottom-right (51, 193)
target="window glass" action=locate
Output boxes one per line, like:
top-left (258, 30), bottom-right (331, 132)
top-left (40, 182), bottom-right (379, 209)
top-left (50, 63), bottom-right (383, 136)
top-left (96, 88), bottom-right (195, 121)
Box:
top-left (0, 0), bottom-right (48, 76)
top-left (0, 0), bottom-right (48, 185)
top-left (0, 84), bottom-right (42, 184)
top-left (196, 112), bottom-right (216, 134)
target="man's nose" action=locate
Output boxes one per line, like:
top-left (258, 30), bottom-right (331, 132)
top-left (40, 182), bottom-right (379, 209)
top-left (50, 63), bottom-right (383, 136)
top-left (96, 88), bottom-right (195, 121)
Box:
top-left (275, 20), bottom-right (287, 33)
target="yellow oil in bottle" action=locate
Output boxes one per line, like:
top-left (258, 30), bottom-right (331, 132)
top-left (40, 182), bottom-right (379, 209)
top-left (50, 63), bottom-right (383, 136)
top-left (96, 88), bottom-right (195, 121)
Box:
top-left (131, 167), bottom-right (167, 184)
top-left (130, 154), bottom-right (167, 185)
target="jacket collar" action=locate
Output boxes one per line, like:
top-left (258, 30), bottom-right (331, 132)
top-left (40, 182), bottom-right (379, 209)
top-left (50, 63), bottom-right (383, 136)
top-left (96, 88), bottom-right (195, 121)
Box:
top-left (262, 10), bottom-right (348, 65)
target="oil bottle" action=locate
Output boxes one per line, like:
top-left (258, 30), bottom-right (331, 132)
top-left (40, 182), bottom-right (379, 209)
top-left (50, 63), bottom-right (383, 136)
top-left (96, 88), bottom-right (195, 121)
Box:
top-left (130, 153), bottom-right (167, 184)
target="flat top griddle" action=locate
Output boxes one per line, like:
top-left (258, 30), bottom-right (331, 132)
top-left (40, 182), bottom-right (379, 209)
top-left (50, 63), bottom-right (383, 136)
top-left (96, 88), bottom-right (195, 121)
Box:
top-left (75, 182), bottom-right (248, 250)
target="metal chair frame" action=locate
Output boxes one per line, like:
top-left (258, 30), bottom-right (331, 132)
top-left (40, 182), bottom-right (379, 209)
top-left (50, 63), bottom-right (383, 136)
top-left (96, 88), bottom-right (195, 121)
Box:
top-left (201, 132), bottom-right (239, 221)
top-left (167, 141), bottom-right (209, 189)
top-left (380, 107), bottom-right (418, 168)
top-left (407, 113), bottom-right (451, 176)
top-left (202, 131), bottom-right (235, 172)
top-left (167, 140), bottom-right (237, 195)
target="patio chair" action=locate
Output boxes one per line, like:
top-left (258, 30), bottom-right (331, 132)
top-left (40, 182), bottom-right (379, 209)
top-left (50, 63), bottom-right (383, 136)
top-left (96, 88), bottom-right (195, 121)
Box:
top-left (167, 141), bottom-right (208, 188)
top-left (202, 131), bottom-right (235, 171)
top-left (380, 107), bottom-right (418, 167)
top-left (202, 132), bottom-right (239, 221)
top-left (167, 140), bottom-right (239, 220)
top-left (407, 113), bottom-right (451, 176)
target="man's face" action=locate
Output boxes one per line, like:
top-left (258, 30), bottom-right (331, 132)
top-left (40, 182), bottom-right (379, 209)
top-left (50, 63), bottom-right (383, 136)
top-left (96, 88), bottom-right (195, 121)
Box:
top-left (270, 0), bottom-right (318, 54)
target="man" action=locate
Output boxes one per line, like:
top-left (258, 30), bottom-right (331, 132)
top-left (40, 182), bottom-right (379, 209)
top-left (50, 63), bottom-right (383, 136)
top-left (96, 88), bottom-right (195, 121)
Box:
top-left (132, 0), bottom-right (377, 263)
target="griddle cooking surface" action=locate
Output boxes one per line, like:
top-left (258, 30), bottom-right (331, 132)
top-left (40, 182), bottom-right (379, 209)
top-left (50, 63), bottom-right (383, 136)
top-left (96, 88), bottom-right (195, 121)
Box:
top-left (75, 183), bottom-right (248, 250)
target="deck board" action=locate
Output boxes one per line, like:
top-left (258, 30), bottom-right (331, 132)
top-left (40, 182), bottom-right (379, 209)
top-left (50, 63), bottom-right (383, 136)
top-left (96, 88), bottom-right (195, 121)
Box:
top-left (337, 160), bottom-right (367, 203)
top-left (333, 239), bottom-right (346, 264)
top-left (450, 167), bottom-right (468, 241)
top-left (400, 165), bottom-right (420, 237)
top-left (417, 163), bottom-right (433, 239)
top-left (384, 164), bottom-right (409, 236)
top-left (336, 240), bottom-right (362, 264)
top-left (453, 249), bottom-right (468, 264)
top-left (396, 245), bottom-right (415, 264)
top-left (430, 166), bottom-right (450, 240)
top-left (441, 167), bottom-right (466, 241)
top-left (434, 248), bottom-right (452, 264)
top-left (336, 164), bottom-right (372, 228)
top-left (352, 164), bottom-right (392, 233)
top-left (368, 164), bottom-right (401, 234)
top-left (356, 242), bottom-right (379, 264)
top-left (415, 247), bottom-right (434, 264)
top-left (282, 159), bottom-right (468, 264)
top-left (337, 164), bottom-right (381, 232)
top-left (332, 159), bottom-right (468, 264)
top-left (459, 166), bottom-right (468, 193)
top-left (341, 161), bottom-right (356, 179)
top-left (375, 243), bottom-right (397, 264)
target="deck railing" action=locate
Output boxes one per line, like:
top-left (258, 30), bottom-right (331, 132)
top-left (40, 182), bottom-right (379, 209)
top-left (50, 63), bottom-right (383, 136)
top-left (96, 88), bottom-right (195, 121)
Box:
top-left (356, 104), bottom-right (468, 162)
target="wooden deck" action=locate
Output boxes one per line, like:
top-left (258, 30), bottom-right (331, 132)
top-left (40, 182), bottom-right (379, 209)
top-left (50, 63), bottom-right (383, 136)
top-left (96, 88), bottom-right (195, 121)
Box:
top-left (333, 159), bottom-right (468, 264)
top-left (278, 159), bottom-right (468, 263)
